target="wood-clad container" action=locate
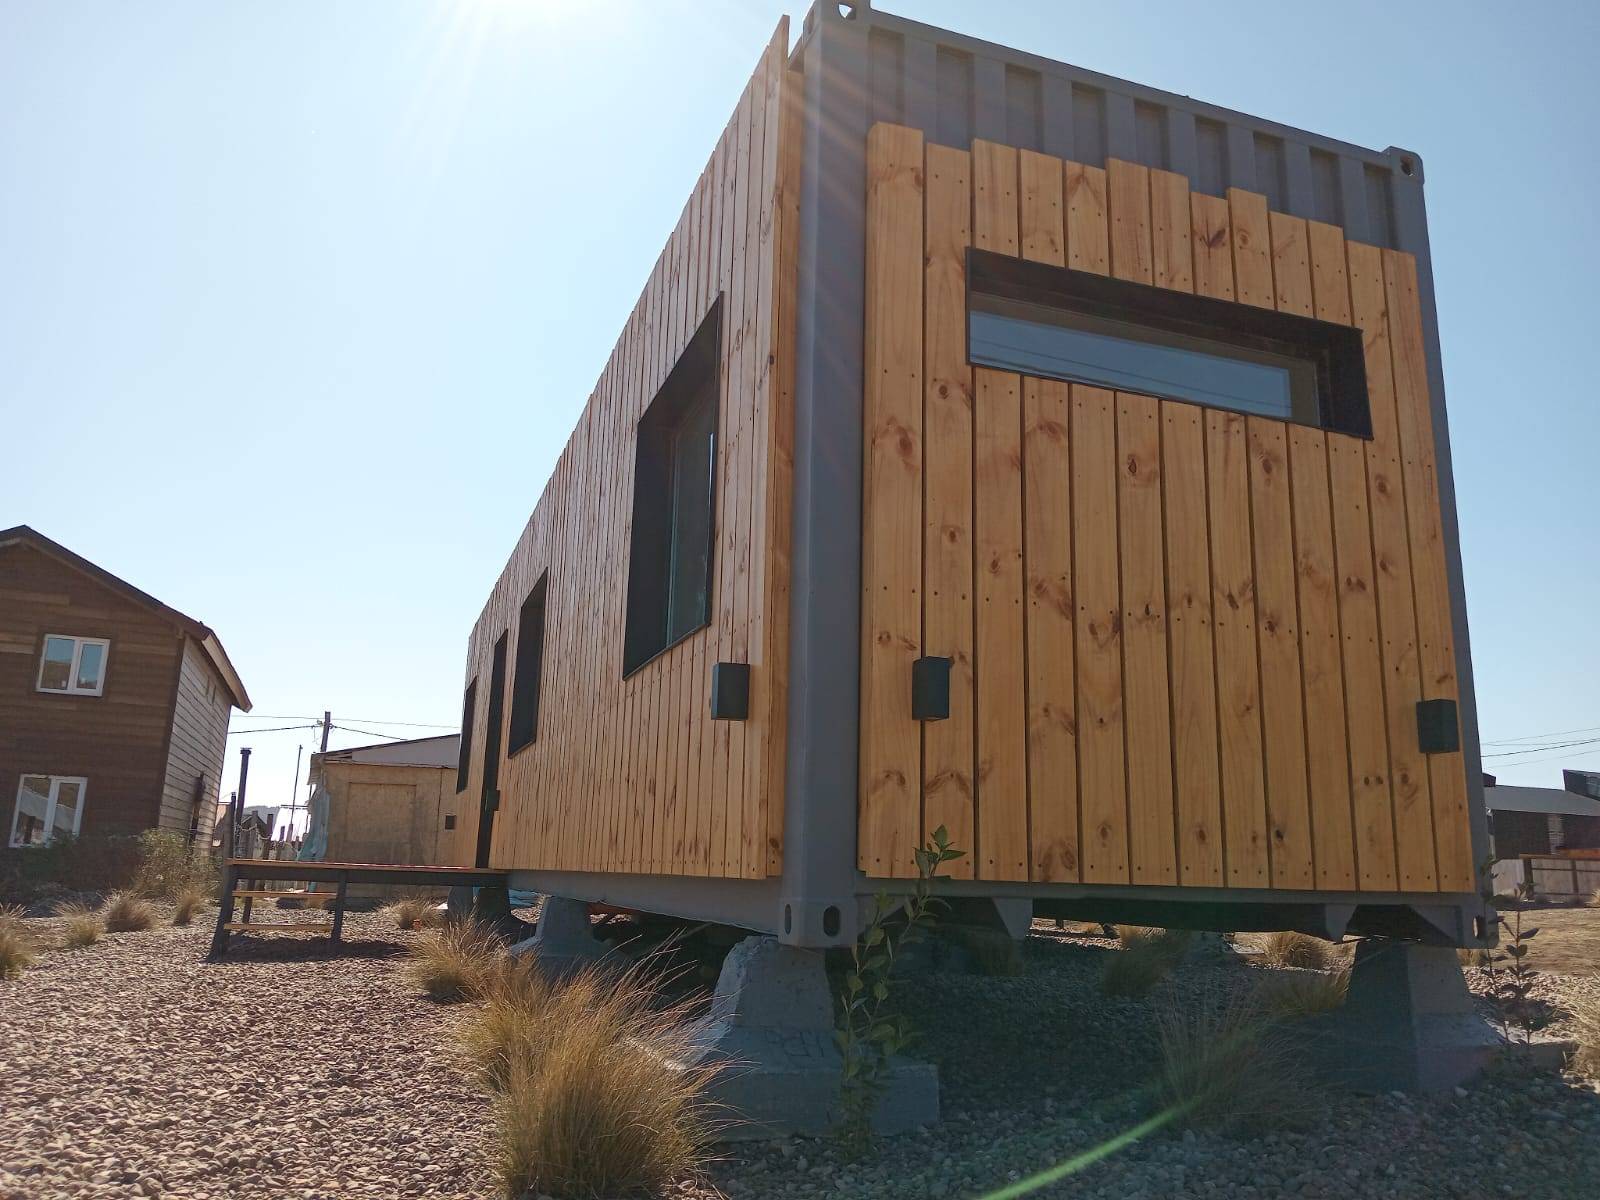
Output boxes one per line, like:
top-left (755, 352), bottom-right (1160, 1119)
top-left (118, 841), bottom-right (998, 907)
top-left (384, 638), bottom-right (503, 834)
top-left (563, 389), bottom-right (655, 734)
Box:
top-left (454, 2), bottom-right (1491, 950)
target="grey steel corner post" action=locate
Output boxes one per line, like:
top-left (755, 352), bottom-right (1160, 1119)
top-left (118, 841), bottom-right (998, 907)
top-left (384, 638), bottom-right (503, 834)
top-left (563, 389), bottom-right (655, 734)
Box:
top-left (1386, 148), bottom-right (1494, 926)
top-left (779, 1), bottom-right (873, 949)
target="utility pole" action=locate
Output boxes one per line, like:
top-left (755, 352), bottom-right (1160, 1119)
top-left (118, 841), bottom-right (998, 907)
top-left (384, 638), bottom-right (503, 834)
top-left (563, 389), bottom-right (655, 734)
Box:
top-left (321, 711), bottom-right (331, 753)
top-left (226, 746), bottom-right (251, 860)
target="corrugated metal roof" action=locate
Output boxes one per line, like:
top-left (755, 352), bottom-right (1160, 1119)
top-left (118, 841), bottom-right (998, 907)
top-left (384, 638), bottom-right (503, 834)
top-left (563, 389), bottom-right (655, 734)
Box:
top-left (798, 0), bottom-right (1415, 250)
top-left (1486, 785), bottom-right (1600, 818)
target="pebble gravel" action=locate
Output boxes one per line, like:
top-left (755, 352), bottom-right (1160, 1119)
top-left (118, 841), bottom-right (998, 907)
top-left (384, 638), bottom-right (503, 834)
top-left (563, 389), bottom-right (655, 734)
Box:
top-left (2, 909), bottom-right (1597, 1200)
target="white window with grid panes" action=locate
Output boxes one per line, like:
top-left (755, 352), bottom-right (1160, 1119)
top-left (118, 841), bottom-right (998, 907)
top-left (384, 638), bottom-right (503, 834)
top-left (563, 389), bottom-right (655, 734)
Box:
top-left (9, 776), bottom-right (86, 847)
top-left (36, 635), bottom-right (109, 696)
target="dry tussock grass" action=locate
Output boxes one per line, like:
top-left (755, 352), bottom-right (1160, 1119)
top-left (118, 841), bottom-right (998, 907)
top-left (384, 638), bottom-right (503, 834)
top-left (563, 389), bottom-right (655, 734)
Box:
top-left (171, 886), bottom-right (209, 927)
top-left (0, 924), bottom-right (35, 980)
top-left (462, 958), bottom-right (722, 1198)
top-left (1570, 991), bottom-right (1600, 1079)
top-left (1260, 964), bottom-right (1351, 1018)
top-left (1102, 927), bottom-right (1193, 996)
top-left (382, 894), bottom-right (443, 932)
top-left (103, 891), bottom-right (156, 933)
top-left (0, 904), bottom-right (26, 933)
top-left (1157, 988), bottom-right (1322, 1131)
top-left (406, 920), bottom-right (501, 1002)
top-left (56, 902), bottom-right (105, 948)
top-left (1260, 931), bottom-right (1333, 971)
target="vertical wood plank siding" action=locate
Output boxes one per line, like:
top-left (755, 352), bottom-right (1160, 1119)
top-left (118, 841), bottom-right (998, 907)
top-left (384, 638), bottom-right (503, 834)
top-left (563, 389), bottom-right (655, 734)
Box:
top-left (452, 25), bottom-right (797, 879)
top-left (858, 122), bottom-right (1474, 893)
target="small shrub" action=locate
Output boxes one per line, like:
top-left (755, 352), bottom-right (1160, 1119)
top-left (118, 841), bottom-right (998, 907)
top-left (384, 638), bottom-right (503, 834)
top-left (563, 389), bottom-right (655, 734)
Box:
top-left (1260, 930), bottom-right (1332, 971)
top-left (1570, 992), bottom-right (1599, 1079)
top-left (407, 920), bottom-right (501, 1002)
top-left (132, 830), bottom-right (216, 899)
top-left (0, 903), bottom-right (26, 932)
top-left (103, 891), bottom-right (156, 933)
top-left (381, 894), bottom-right (443, 932)
top-left (0, 924), bottom-right (35, 980)
top-left (487, 964), bottom-right (721, 1199)
top-left (171, 886), bottom-right (209, 927)
top-left (1458, 946), bottom-right (1492, 968)
top-left (1102, 927), bottom-right (1192, 997)
top-left (1588, 886), bottom-right (1600, 910)
top-left (1260, 964), bottom-right (1350, 1018)
top-left (1157, 990), bottom-right (1322, 1131)
top-left (57, 902), bottom-right (104, 948)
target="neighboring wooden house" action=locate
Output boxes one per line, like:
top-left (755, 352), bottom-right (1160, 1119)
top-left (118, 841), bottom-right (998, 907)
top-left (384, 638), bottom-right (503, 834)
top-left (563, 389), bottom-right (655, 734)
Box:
top-left (1, 525), bottom-right (251, 847)
top-left (307, 734), bottom-right (460, 897)
top-left (451, 4), bottom-right (1488, 951)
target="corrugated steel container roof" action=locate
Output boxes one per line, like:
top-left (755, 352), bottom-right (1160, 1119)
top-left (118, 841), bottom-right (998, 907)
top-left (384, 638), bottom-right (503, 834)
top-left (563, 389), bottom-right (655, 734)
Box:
top-left (797, 0), bottom-right (1416, 250)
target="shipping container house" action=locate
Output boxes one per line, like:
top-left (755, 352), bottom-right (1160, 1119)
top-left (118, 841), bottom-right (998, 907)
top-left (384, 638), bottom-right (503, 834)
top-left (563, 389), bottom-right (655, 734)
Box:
top-left (450, 1), bottom-right (1492, 954)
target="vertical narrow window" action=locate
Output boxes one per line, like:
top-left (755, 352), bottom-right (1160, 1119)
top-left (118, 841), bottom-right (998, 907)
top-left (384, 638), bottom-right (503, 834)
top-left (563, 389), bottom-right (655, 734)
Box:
top-left (455, 678), bottom-right (478, 794)
top-left (623, 298), bottom-right (722, 676)
top-left (508, 574), bottom-right (549, 753)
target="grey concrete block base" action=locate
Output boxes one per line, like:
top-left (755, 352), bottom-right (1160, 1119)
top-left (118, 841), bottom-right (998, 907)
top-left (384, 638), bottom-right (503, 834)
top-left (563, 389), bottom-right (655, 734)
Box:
top-left (507, 895), bottom-right (619, 978)
top-left (1302, 939), bottom-right (1501, 1092)
top-left (685, 936), bottom-right (939, 1141)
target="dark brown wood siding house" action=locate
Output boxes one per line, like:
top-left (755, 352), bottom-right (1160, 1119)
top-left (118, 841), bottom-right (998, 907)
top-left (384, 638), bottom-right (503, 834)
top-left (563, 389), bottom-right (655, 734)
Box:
top-left (0, 526), bottom-right (251, 846)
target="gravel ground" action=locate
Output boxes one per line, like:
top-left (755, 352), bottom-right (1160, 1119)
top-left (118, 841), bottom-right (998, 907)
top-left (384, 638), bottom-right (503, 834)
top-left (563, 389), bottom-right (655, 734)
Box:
top-left (0, 908), bottom-right (495, 1200)
top-left (2, 910), bottom-right (1598, 1200)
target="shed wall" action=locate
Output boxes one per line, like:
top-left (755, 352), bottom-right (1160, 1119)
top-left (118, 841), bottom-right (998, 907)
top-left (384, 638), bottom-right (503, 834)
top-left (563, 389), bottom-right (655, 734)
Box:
top-left (319, 760), bottom-right (454, 898)
top-left (156, 636), bottom-right (232, 840)
top-left (456, 22), bottom-right (800, 881)
top-left (858, 123), bottom-right (1473, 895)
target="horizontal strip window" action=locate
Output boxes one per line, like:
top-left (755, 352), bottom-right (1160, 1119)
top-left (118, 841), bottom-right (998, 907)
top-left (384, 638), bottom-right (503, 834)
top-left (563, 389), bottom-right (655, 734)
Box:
top-left (966, 249), bottom-right (1370, 436)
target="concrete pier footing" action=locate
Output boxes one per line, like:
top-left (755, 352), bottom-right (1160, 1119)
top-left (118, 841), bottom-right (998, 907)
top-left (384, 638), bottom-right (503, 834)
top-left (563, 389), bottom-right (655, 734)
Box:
top-left (1303, 938), bottom-right (1501, 1092)
top-left (684, 935), bottom-right (939, 1140)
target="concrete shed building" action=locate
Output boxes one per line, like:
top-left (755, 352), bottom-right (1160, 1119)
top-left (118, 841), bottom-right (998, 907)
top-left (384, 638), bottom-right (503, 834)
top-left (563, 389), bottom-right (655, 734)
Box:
top-left (449, 2), bottom-right (1495, 1122)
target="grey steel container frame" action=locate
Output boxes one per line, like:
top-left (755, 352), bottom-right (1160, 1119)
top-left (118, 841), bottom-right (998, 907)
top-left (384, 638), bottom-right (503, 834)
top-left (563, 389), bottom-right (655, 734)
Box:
top-left (508, 0), bottom-right (1494, 950)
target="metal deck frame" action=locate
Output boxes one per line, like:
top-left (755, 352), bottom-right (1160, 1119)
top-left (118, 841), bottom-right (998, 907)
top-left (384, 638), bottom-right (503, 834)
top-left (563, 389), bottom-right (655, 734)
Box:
top-left (515, 0), bottom-right (1493, 951)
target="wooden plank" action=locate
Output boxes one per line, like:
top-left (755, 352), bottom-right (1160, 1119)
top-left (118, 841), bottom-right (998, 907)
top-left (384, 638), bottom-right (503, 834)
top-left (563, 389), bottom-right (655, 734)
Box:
top-left (1018, 149), bottom-right (1065, 266)
top-left (1024, 377), bottom-right (1077, 881)
top-left (859, 122), bottom-right (925, 879)
top-left (1385, 248), bottom-right (1472, 891)
top-left (1117, 390), bottom-right (1176, 884)
top-left (1190, 193), bottom-right (1235, 302)
top-left (1349, 240), bottom-right (1436, 891)
top-left (1226, 188), bottom-right (1274, 307)
top-left (974, 368), bottom-right (1029, 881)
top-left (1308, 218), bottom-right (1395, 889)
top-left (1064, 162), bottom-right (1109, 273)
top-left (1163, 402), bottom-right (1224, 885)
top-left (1072, 384), bottom-right (1127, 883)
top-left (1107, 159), bottom-right (1153, 285)
top-left (921, 141), bottom-right (976, 875)
top-left (1272, 212), bottom-right (1355, 890)
top-left (1018, 155), bottom-right (1075, 882)
top-left (971, 138), bottom-right (1026, 882)
top-left (1150, 169), bottom-right (1194, 292)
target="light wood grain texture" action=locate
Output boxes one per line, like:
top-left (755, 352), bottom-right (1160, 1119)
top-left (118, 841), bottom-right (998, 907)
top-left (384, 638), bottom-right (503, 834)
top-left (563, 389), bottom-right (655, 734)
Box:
top-left (859, 121), bottom-right (925, 879)
top-left (1065, 162), bottom-right (1110, 273)
top-left (1349, 240), bottom-right (1437, 892)
top-left (921, 142), bottom-right (977, 875)
top-left (1385, 248), bottom-right (1472, 892)
top-left (1072, 384), bottom-right (1128, 883)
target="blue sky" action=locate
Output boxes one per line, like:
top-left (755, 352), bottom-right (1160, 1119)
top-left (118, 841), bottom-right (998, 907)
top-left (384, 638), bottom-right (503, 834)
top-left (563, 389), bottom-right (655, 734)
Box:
top-left (4, 1), bottom-right (1596, 816)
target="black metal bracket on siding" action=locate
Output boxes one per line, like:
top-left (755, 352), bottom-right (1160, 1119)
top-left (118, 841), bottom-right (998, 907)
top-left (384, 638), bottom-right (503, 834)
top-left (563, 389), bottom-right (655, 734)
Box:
top-left (1417, 699), bottom-right (1461, 755)
top-left (911, 656), bottom-right (951, 722)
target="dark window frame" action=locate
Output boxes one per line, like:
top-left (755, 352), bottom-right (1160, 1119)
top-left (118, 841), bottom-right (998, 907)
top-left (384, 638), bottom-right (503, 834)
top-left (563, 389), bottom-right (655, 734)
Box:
top-left (965, 248), bottom-right (1371, 437)
top-left (454, 678), bottom-right (477, 794)
top-left (507, 572), bottom-right (549, 756)
top-left (622, 296), bottom-right (723, 678)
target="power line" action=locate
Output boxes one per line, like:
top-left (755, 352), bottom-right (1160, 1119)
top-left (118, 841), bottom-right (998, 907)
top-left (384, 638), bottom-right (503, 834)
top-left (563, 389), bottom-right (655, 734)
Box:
top-left (226, 723), bottom-right (319, 737)
top-left (1482, 722), bottom-right (1600, 746)
top-left (1482, 735), bottom-right (1600, 759)
top-left (331, 723), bottom-right (411, 742)
top-left (228, 712), bottom-right (455, 729)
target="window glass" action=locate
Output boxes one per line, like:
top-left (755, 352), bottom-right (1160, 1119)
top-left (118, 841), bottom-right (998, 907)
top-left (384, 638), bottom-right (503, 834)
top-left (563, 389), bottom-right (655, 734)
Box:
top-left (39, 637), bottom-right (74, 691)
top-left (666, 395), bottom-right (716, 645)
top-left (623, 298), bottom-right (722, 676)
top-left (75, 642), bottom-right (106, 691)
top-left (11, 777), bottom-right (51, 847)
top-left (508, 576), bottom-right (549, 754)
top-left (969, 297), bottom-right (1318, 423)
top-left (52, 781), bottom-right (83, 839)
